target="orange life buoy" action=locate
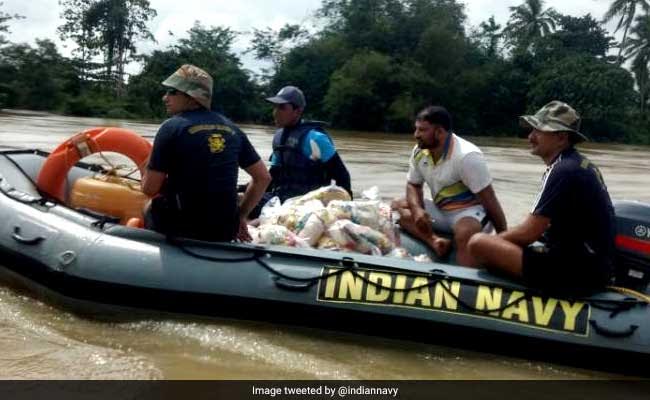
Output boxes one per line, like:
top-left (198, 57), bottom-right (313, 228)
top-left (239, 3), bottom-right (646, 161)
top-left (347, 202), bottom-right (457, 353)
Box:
top-left (36, 127), bottom-right (152, 202)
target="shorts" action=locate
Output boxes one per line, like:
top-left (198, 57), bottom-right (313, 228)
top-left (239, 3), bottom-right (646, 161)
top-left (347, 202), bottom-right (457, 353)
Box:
top-left (145, 196), bottom-right (237, 242)
top-left (424, 199), bottom-right (492, 234)
top-left (522, 243), bottom-right (611, 292)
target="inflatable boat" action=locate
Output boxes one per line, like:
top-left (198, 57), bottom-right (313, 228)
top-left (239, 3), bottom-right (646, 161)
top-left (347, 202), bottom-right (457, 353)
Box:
top-left (1, 128), bottom-right (649, 375)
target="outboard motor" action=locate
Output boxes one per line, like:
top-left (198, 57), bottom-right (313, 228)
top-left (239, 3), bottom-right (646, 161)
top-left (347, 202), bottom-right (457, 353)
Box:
top-left (614, 200), bottom-right (650, 291)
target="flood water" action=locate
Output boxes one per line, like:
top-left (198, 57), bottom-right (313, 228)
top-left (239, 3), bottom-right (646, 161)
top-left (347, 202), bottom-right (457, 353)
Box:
top-left (0, 109), bottom-right (649, 379)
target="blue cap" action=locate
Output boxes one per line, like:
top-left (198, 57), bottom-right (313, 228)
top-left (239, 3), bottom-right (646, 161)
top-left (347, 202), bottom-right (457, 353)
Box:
top-left (265, 86), bottom-right (306, 109)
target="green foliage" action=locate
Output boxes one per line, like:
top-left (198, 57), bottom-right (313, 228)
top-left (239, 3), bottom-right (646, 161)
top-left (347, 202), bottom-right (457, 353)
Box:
top-left (528, 55), bottom-right (636, 141)
top-left (504, 0), bottom-right (558, 52)
top-left (0, 40), bottom-right (79, 111)
top-left (128, 23), bottom-right (263, 122)
top-left (534, 14), bottom-right (614, 59)
top-left (324, 51), bottom-right (395, 130)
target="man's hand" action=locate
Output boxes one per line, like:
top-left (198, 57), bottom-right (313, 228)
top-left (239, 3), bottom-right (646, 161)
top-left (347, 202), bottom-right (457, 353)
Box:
top-left (413, 207), bottom-right (433, 235)
top-left (236, 217), bottom-right (252, 242)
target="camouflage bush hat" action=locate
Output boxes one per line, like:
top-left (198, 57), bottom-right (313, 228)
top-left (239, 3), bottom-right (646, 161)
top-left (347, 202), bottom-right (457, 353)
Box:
top-left (162, 64), bottom-right (213, 110)
top-left (519, 100), bottom-right (588, 142)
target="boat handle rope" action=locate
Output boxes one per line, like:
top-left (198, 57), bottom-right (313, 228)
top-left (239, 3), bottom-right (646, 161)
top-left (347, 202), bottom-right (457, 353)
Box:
top-left (168, 237), bottom-right (649, 315)
top-left (588, 320), bottom-right (639, 338)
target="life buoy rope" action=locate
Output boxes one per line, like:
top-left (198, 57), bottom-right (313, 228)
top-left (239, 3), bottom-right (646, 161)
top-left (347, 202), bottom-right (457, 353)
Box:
top-left (36, 127), bottom-right (152, 202)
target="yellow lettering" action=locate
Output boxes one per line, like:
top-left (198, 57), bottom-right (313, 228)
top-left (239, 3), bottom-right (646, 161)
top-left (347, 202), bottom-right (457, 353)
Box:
top-left (366, 272), bottom-right (392, 302)
top-left (405, 277), bottom-right (431, 307)
top-left (559, 301), bottom-right (585, 331)
top-left (392, 274), bottom-right (407, 304)
top-left (338, 271), bottom-right (366, 300)
top-left (323, 271), bottom-right (338, 299)
top-left (475, 286), bottom-right (503, 317)
top-left (433, 280), bottom-right (460, 310)
top-left (501, 291), bottom-right (529, 322)
top-left (532, 297), bottom-right (558, 326)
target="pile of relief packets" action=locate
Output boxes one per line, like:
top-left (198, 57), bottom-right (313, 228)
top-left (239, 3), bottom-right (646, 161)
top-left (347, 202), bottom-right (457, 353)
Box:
top-left (248, 185), bottom-right (431, 262)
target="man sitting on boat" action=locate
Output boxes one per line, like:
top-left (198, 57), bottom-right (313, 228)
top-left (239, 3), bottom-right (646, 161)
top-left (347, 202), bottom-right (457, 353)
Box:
top-left (249, 86), bottom-right (352, 218)
top-left (392, 106), bottom-right (507, 267)
top-left (141, 64), bottom-right (271, 242)
top-left (468, 101), bottom-right (616, 292)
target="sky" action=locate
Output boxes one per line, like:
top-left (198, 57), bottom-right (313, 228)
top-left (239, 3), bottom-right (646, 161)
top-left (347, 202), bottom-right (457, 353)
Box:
top-left (2, 0), bottom-right (616, 74)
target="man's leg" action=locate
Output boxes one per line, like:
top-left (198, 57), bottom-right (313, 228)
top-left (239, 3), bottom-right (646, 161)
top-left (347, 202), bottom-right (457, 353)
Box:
top-left (452, 217), bottom-right (483, 267)
top-left (391, 198), bottom-right (451, 257)
top-left (467, 233), bottom-right (524, 278)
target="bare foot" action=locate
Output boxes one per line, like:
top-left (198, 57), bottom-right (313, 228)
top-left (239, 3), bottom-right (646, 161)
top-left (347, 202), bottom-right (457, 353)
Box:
top-left (432, 237), bottom-right (452, 257)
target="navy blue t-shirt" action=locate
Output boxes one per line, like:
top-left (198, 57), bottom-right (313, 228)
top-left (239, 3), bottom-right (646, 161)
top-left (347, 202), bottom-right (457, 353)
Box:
top-left (532, 147), bottom-right (615, 265)
top-left (148, 109), bottom-right (260, 234)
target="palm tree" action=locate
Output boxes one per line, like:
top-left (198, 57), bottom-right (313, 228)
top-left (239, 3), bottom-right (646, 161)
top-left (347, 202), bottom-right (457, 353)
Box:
top-left (504, 0), bottom-right (558, 51)
top-left (624, 15), bottom-right (650, 115)
top-left (479, 16), bottom-right (503, 58)
top-left (603, 0), bottom-right (650, 64)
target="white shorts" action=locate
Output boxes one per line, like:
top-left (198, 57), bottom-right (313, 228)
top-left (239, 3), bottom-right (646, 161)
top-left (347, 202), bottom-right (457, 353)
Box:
top-left (424, 199), bottom-right (492, 234)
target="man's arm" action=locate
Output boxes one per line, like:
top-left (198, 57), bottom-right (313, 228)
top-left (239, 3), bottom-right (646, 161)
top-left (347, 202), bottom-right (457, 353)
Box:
top-left (239, 160), bottom-right (272, 220)
top-left (406, 182), bottom-right (432, 235)
top-left (499, 214), bottom-right (549, 247)
top-left (141, 168), bottom-right (166, 197)
top-left (324, 152), bottom-right (352, 197)
top-left (475, 185), bottom-right (507, 233)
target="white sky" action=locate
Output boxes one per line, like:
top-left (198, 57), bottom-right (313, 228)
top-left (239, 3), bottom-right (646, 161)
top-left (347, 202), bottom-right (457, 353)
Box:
top-left (2, 0), bottom-right (617, 74)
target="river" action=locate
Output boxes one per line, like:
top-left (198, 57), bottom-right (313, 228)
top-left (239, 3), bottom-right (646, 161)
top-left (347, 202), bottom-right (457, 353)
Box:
top-left (0, 109), bottom-right (649, 379)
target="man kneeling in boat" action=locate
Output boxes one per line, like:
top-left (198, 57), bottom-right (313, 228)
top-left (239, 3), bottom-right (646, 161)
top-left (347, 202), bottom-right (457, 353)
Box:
top-left (141, 64), bottom-right (271, 242)
top-left (468, 101), bottom-right (615, 292)
top-left (392, 106), bottom-right (507, 266)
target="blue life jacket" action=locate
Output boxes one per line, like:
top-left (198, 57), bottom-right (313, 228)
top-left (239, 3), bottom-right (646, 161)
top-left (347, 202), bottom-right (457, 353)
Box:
top-left (270, 121), bottom-right (331, 201)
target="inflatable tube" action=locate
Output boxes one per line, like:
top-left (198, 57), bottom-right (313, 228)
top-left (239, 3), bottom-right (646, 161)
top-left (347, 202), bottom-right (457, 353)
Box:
top-left (36, 127), bottom-right (152, 202)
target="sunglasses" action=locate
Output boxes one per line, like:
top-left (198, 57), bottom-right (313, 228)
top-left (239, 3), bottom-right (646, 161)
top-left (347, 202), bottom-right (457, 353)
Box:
top-left (165, 88), bottom-right (181, 96)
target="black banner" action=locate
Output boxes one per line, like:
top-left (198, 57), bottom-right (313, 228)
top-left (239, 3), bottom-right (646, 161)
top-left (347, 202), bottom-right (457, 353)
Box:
top-left (0, 381), bottom-right (648, 400)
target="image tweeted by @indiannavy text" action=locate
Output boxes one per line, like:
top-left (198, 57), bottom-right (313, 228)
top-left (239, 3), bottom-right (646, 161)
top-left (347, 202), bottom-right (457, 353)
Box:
top-left (252, 384), bottom-right (399, 398)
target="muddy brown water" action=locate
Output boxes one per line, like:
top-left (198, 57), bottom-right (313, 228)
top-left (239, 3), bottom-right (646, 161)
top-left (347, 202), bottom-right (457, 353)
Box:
top-left (0, 109), bottom-right (648, 379)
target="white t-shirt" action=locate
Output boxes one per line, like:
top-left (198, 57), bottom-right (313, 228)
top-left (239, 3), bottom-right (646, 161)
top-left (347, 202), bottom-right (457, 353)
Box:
top-left (407, 133), bottom-right (492, 211)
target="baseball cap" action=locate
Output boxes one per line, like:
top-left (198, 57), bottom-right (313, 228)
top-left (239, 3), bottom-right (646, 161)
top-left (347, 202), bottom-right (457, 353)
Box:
top-left (265, 86), bottom-right (306, 109)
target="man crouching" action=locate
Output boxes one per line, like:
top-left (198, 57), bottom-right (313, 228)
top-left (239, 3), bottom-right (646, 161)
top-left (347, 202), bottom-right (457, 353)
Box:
top-left (392, 106), bottom-right (507, 266)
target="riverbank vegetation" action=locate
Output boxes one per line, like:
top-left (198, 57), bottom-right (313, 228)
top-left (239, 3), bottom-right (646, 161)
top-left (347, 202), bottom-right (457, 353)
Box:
top-left (0, 0), bottom-right (648, 143)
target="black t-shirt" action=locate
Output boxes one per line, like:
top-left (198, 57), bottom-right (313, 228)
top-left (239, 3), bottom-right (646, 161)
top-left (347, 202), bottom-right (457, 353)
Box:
top-left (532, 147), bottom-right (615, 265)
top-left (148, 109), bottom-right (260, 232)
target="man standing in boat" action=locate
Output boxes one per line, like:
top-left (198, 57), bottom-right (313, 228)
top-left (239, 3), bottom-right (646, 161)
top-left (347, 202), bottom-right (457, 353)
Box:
top-left (392, 106), bottom-right (507, 267)
top-left (142, 64), bottom-right (271, 242)
top-left (249, 86), bottom-right (352, 217)
top-left (468, 101), bottom-right (616, 291)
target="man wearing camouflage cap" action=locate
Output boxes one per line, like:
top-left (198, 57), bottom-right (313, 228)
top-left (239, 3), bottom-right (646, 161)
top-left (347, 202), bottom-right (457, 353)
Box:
top-left (468, 101), bottom-right (616, 292)
top-left (142, 64), bottom-right (271, 242)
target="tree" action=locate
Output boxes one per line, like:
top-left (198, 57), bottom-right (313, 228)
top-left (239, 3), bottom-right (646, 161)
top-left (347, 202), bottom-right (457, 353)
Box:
top-left (247, 24), bottom-right (309, 78)
top-left (624, 15), bottom-right (650, 115)
top-left (504, 0), bottom-right (558, 51)
top-left (0, 2), bottom-right (24, 46)
top-left (58, 0), bottom-right (101, 84)
top-left (324, 51), bottom-right (396, 130)
top-left (128, 23), bottom-right (261, 121)
top-left (528, 55), bottom-right (636, 141)
top-left (602, 0), bottom-right (650, 64)
top-left (534, 14), bottom-right (615, 60)
top-left (59, 0), bottom-right (157, 95)
top-left (475, 16), bottom-right (503, 58)
top-left (0, 40), bottom-right (79, 110)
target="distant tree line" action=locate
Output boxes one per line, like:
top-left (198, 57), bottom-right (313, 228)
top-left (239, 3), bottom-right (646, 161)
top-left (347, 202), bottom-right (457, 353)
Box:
top-left (0, 0), bottom-right (648, 143)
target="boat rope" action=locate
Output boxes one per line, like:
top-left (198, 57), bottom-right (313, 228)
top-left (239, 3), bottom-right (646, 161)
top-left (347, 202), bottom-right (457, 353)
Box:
top-left (0, 153), bottom-right (52, 207)
top-left (606, 286), bottom-right (650, 304)
top-left (164, 234), bottom-right (648, 315)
